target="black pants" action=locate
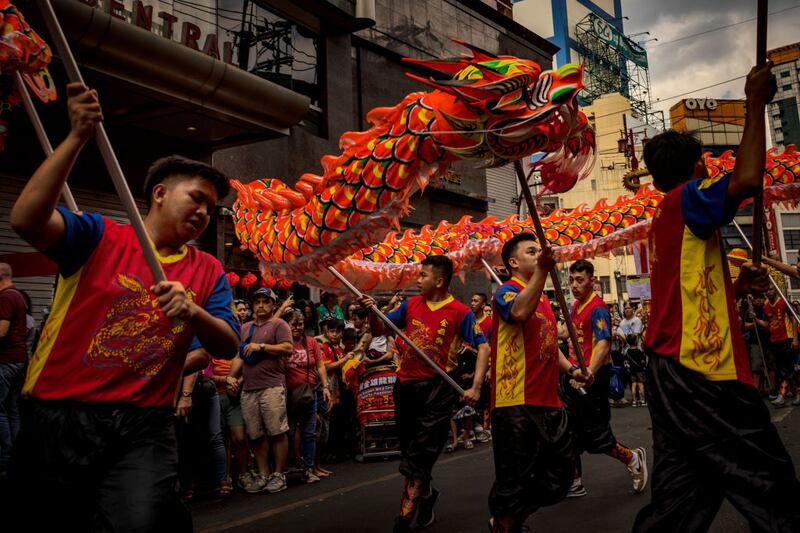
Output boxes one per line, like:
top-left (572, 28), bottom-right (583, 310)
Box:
top-left (9, 399), bottom-right (191, 532)
top-left (489, 405), bottom-right (574, 520)
top-left (394, 377), bottom-right (458, 481)
top-left (770, 340), bottom-right (795, 382)
top-left (633, 354), bottom-right (800, 533)
top-left (559, 364), bottom-right (618, 454)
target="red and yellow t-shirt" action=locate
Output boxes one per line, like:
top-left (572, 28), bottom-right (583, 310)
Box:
top-left (491, 277), bottom-right (561, 410)
top-left (477, 314), bottom-right (492, 342)
top-left (23, 208), bottom-right (238, 407)
top-left (644, 174), bottom-right (753, 385)
top-left (570, 292), bottom-right (611, 367)
top-left (764, 298), bottom-right (795, 343)
top-left (385, 295), bottom-right (486, 382)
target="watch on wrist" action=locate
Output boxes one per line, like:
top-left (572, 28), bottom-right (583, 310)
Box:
top-left (260, 343), bottom-right (266, 352)
top-left (568, 365), bottom-right (580, 377)
top-left (182, 391), bottom-right (192, 397)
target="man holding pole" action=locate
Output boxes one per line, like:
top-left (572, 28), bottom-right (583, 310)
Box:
top-left (359, 255), bottom-right (489, 532)
top-left (8, 83), bottom-right (240, 531)
top-left (562, 259), bottom-right (648, 497)
top-left (488, 233), bottom-right (591, 533)
top-left (633, 63), bottom-right (800, 531)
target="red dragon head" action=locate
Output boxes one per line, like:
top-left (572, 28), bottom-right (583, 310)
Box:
top-left (405, 40), bottom-right (595, 194)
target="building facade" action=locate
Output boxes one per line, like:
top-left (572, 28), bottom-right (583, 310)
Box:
top-left (670, 98), bottom-right (745, 155)
top-left (768, 43), bottom-right (800, 149)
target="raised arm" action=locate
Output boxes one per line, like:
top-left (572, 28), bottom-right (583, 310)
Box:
top-left (509, 247), bottom-right (555, 323)
top-left (11, 83), bottom-right (102, 251)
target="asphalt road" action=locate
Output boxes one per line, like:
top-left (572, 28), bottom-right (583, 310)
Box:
top-left (191, 402), bottom-right (800, 533)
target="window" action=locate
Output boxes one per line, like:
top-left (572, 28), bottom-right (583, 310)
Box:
top-left (599, 276), bottom-right (611, 295)
top-left (784, 229), bottom-right (800, 250)
top-left (781, 70), bottom-right (791, 78)
top-left (783, 85), bottom-right (793, 91)
top-left (591, 179), bottom-right (597, 191)
top-left (781, 216), bottom-right (800, 293)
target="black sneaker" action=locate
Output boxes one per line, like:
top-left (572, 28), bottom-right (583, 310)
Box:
top-left (414, 487), bottom-right (440, 528)
top-left (393, 516), bottom-right (412, 533)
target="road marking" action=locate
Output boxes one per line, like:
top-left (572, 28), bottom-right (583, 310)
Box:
top-left (772, 405), bottom-right (795, 423)
top-left (199, 447), bottom-right (492, 532)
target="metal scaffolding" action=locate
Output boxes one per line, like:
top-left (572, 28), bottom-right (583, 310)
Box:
top-left (575, 14), bottom-right (662, 128)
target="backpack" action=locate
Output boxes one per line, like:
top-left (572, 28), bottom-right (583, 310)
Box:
top-left (608, 365), bottom-right (626, 400)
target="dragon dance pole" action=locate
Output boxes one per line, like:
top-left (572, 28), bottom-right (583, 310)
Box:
top-left (732, 220), bottom-right (800, 324)
top-left (35, 0), bottom-right (166, 283)
top-left (513, 160), bottom-right (588, 374)
top-left (751, 0), bottom-right (768, 266)
top-left (13, 72), bottom-right (79, 213)
top-left (326, 265), bottom-right (466, 396)
top-left (480, 257), bottom-right (503, 285)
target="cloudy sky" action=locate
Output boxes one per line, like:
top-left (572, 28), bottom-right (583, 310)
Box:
top-left (621, 0), bottom-right (800, 121)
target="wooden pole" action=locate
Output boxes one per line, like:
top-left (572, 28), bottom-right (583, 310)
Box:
top-left (513, 160), bottom-right (588, 374)
top-left (35, 0), bottom-right (166, 283)
top-left (752, 0), bottom-right (769, 266)
top-left (480, 257), bottom-right (503, 285)
top-left (326, 265), bottom-right (465, 396)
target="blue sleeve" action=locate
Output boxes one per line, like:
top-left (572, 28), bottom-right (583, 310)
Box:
top-left (591, 307), bottom-right (612, 342)
top-left (493, 283), bottom-right (519, 324)
top-left (385, 299), bottom-right (408, 329)
top-left (682, 174), bottom-right (738, 240)
top-left (45, 207), bottom-right (105, 277)
top-left (188, 272), bottom-right (240, 353)
top-left (460, 310), bottom-right (487, 349)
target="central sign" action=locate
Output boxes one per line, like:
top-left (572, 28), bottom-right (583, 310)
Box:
top-left (77, 0), bottom-right (236, 64)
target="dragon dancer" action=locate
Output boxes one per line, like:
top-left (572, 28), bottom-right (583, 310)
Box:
top-left (634, 62), bottom-right (800, 532)
top-left (7, 83), bottom-right (239, 531)
top-left (488, 233), bottom-right (591, 533)
top-left (562, 259), bottom-right (648, 497)
top-left (359, 255), bottom-right (489, 532)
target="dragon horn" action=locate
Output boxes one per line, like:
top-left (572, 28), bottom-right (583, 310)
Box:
top-left (451, 39), bottom-right (498, 61)
top-left (404, 72), bottom-right (459, 94)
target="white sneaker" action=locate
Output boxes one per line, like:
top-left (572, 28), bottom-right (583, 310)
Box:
top-left (303, 469), bottom-right (321, 484)
top-left (772, 395), bottom-right (786, 407)
top-left (627, 447), bottom-right (648, 494)
top-left (566, 477), bottom-right (587, 498)
top-left (266, 472), bottom-right (287, 493)
top-left (242, 473), bottom-right (268, 493)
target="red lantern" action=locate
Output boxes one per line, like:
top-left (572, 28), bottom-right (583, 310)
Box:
top-left (225, 271), bottom-right (240, 287)
top-left (277, 279), bottom-right (293, 291)
top-left (240, 272), bottom-right (257, 289)
top-left (259, 275), bottom-right (277, 288)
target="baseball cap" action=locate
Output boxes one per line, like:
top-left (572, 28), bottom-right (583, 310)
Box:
top-left (250, 288), bottom-right (277, 303)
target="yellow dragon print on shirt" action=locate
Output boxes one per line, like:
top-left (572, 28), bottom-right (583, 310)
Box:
top-left (85, 273), bottom-right (195, 378)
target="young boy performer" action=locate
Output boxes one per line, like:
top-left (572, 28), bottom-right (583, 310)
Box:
top-left (634, 62), bottom-right (800, 532)
top-left (8, 83), bottom-right (239, 531)
top-left (359, 255), bottom-right (489, 532)
top-left (563, 259), bottom-right (648, 496)
top-left (488, 233), bottom-right (591, 533)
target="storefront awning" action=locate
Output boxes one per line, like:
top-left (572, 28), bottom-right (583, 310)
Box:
top-left (31, 0), bottom-right (311, 145)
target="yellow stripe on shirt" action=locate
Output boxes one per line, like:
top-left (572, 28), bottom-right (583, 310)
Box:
top-left (23, 270), bottom-right (83, 395)
top-left (678, 229), bottom-right (737, 380)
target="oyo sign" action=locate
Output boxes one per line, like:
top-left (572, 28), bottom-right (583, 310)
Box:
top-left (685, 98), bottom-right (718, 111)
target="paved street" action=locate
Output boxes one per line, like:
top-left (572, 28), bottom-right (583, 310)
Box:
top-left (191, 403), bottom-right (800, 533)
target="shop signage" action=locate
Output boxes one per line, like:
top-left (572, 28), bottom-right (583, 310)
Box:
top-left (77, 0), bottom-right (236, 64)
top-left (685, 98), bottom-right (718, 111)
